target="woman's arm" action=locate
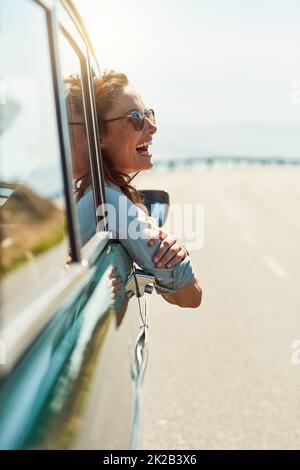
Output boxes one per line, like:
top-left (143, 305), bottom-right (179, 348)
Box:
top-left (105, 186), bottom-right (202, 308)
top-left (148, 229), bottom-right (202, 308)
top-left (162, 277), bottom-right (202, 308)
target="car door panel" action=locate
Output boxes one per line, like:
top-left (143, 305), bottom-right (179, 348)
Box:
top-left (0, 243), bottom-right (145, 449)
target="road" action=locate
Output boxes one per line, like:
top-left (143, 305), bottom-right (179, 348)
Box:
top-left (136, 165), bottom-right (300, 450)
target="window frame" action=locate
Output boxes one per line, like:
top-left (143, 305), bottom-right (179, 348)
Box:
top-left (55, 2), bottom-right (109, 262)
top-left (58, 27), bottom-right (99, 245)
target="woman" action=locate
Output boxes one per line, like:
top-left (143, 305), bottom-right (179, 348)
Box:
top-left (67, 71), bottom-right (202, 308)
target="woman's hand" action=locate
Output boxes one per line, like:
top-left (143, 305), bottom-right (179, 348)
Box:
top-left (148, 229), bottom-right (189, 268)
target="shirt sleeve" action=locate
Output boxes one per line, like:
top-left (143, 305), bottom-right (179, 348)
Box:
top-left (104, 186), bottom-right (195, 293)
top-left (76, 189), bottom-right (97, 246)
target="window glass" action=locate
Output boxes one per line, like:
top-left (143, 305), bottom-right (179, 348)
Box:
top-left (0, 0), bottom-right (68, 325)
top-left (58, 32), bottom-right (96, 247)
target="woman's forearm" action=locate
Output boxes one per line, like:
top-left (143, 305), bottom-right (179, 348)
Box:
top-left (162, 277), bottom-right (202, 309)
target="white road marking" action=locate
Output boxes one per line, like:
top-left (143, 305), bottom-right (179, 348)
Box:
top-left (262, 254), bottom-right (287, 278)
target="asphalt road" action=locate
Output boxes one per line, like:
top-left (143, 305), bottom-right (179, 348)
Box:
top-left (137, 165), bottom-right (300, 450)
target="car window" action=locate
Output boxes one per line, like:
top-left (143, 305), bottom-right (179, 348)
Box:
top-left (58, 31), bottom-right (97, 247)
top-left (0, 0), bottom-right (69, 327)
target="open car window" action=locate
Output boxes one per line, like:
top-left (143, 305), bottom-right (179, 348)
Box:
top-left (58, 31), bottom-right (97, 248)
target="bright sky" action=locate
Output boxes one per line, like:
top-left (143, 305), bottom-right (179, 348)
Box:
top-left (76, 0), bottom-right (300, 157)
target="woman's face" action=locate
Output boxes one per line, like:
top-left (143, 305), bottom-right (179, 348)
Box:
top-left (100, 86), bottom-right (157, 174)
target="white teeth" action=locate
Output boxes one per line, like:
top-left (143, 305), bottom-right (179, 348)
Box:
top-left (136, 140), bottom-right (152, 149)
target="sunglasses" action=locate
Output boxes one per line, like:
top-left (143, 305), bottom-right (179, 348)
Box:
top-left (104, 108), bottom-right (156, 131)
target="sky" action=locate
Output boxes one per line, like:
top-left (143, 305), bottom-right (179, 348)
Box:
top-left (75, 0), bottom-right (300, 158)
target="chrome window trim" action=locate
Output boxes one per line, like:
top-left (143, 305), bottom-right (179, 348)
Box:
top-left (60, 0), bottom-right (100, 73)
top-left (87, 51), bottom-right (105, 215)
top-left (80, 49), bottom-right (104, 215)
top-left (56, 1), bottom-right (87, 55)
top-left (57, 0), bottom-right (108, 235)
top-left (48, 4), bottom-right (81, 262)
top-left (56, 7), bottom-right (107, 237)
top-left (57, 0), bottom-right (106, 225)
top-left (57, 30), bottom-right (99, 236)
top-left (35, 0), bottom-right (55, 11)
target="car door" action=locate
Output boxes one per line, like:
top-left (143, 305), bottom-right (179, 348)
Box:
top-left (0, 0), bottom-right (150, 450)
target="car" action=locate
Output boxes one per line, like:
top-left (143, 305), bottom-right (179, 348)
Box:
top-left (0, 0), bottom-right (169, 450)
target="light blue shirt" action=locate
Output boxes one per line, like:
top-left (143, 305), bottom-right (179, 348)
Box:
top-left (75, 188), bottom-right (96, 246)
top-left (104, 183), bottom-right (195, 293)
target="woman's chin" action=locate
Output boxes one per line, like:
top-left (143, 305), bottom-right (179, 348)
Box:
top-left (135, 153), bottom-right (153, 170)
top-left (139, 160), bottom-right (153, 171)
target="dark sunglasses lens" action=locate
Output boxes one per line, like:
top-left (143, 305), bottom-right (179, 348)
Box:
top-left (130, 111), bottom-right (144, 131)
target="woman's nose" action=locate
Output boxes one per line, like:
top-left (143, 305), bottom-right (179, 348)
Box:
top-left (145, 119), bottom-right (157, 134)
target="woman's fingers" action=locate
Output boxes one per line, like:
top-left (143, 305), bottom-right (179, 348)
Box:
top-left (148, 228), bottom-right (167, 246)
top-left (147, 226), bottom-right (161, 245)
top-left (153, 236), bottom-right (177, 266)
top-left (156, 243), bottom-right (184, 268)
top-left (159, 230), bottom-right (168, 240)
top-left (150, 230), bottom-right (189, 268)
top-left (164, 248), bottom-right (187, 268)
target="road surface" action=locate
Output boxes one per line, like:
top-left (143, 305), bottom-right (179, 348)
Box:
top-left (137, 165), bottom-right (300, 450)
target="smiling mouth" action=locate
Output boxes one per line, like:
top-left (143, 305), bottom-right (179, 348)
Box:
top-left (136, 140), bottom-right (152, 157)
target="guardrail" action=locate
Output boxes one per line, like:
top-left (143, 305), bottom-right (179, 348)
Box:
top-left (154, 156), bottom-right (300, 171)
